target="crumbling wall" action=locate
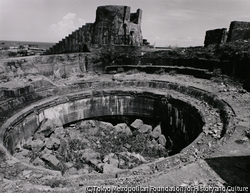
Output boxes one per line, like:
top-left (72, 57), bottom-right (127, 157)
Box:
top-left (227, 21), bottom-right (250, 42)
top-left (204, 28), bottom-right (227, 47)
top-left (46, 24), bottom-right (93, 54)
top-left (46, 5), bottom-right (143, 55)
top-left (128, 9), bottom-right (143, 46)
top-left (92, 6), bottom-right (131, 45)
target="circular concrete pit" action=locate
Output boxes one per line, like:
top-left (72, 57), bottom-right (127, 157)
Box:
top-left (0, 79), bottom-right (235, 177)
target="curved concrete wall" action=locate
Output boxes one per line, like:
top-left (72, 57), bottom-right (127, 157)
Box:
top-left (1, 89), bottom-right (203, 154)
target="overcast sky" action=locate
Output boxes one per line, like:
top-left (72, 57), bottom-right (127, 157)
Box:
top-left (1, 0), bottom-right (250, 47)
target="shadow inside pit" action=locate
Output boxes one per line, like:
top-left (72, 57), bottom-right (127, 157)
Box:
top-left (205, 155), bottom-right (250, 187)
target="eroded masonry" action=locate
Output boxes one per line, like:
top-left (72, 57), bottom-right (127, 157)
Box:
top-left (46, 5), bottom-right (145, 54)
top-left (205, 21), bottom-right (250, 46)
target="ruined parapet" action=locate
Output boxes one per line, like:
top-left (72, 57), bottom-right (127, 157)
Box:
top-left (93, 5), bottom-right (143, 46)
top-left (227, 21), bottom-right (250, 42)
top-left (2, 85), bottom-right (34, 97)
top-left (46, 5), bottom-right (143, 55)
top-left (204, 28), bottom-right (227, 47)
top-left (129, 8), bottom-right (143, 46)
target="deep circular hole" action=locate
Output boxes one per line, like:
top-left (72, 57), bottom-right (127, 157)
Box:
top-left (4, 90), bottom-right (204, 175)
top-left (58, 110), bottom-right (203, 173)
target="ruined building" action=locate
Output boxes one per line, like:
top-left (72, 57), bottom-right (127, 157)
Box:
top-left (46, 5), bottom-right (143, 55)
top-left (227, 21), bottom-right (250, 42)
top-left (204, 21), bottom-right (250, 47)
top-left (204, 28), bottom-right (227, 47)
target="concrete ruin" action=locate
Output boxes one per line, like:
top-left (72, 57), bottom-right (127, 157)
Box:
top-left (1, 6), bottom-right (250, 190)
top-left (227, 21), bottom-right (250, 42)
top-left (46, 5), bottom-right (144, 55)
top-left (204, 21), bottom-right (250, 46)
top-left (204, 28), bottom-right (227, 47)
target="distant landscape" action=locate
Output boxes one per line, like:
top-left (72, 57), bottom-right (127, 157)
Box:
top-left (0, 40), bottom-right (55, 50)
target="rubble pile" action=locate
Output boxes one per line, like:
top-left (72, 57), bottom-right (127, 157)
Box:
top-left (14, 118), bottom-right (171, 175)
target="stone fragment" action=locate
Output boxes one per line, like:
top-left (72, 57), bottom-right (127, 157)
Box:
top-left (158, 134), bottom-right (167, 147)
top-left (147, 139), bottom-right (159, 149)
top-left (130, 119), bottom-right (143, 130)
top-left (88, 127), bottom-right (99, 135)
top-left (103, 153), bottom-right (114, 162)
top-left (40, 153), bottom-right (60, 168)
top-left (78, 120), bottom-right (99, 135)
top-left (57, 139), bottom-right (70, 161)
top-left (150, 124), bottom-right (162, 139)
top-left (67, 129), bottom-right (81, 140)
top-left (64, 167), bottom-right (78, 176)
top-left (30, 139), bottom-right (45, 152)
top-left (78, 168), bottom-right (89, 174)
top-left (54, 67), bottom-right (66, 79)
top-left (40, 147), bottom-right (53, 156)
top-left (32, 157), bottom-right (45, 167)
top-left (98, 121), bottom-right (114, 130)
top-left (130, 152), bottom-right (147, 163)
top-left (23, 170), bottom-right (32, 178)
top-left (103, 153), bottom-right (119, 167)
top-left (114, 124), bottom-right (123, 132)
top-left (116, 152), bottom-right (145, 169)
top-left (13, 148), bottom-right (30, 160)
top-left (80, 120), bottom-right (96, 130)
top-left (81, 148), bottom-right (100, 161)
top-left (97, 121), bottom-right (115, 135)
top-left (31, 173), bottom-right (43, 179)
top-left (115, 123), bottom-right (132, 135)
top-left (102, 163), bottom-right (122, 174)
top-left (23, 137), bottom-right (33, 150)
top-left (15, 142), bottom-right (23, 152)
top-left (64, 162), bottom-right (74, 169)
top-left (124, 143), bottom-right (131, 149)
top-left (158, 144), bottom-right (166, 151)
top-left (87, 159), bottom-right (103, 172)
top-left (35, 119), bottom-right (55, 139)
top-left (54, 126), bottom-right (66, 138)
top-left (45, 137), bottom-right (61, 150)
top-left (139, 124), bottom-right (152, 133)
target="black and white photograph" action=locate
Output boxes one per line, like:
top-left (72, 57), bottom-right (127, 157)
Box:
top-left (0, 0), bottom-right (250, 192)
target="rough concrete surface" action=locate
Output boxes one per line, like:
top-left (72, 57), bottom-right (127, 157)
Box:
top-left (0, 71), bottom-right (249, 192)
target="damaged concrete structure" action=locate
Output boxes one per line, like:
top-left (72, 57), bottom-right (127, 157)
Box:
top-left (204, 28), bottom-right (227, 47)
top-left (227, 21), bottom-right (250, 42)
top-left (46, 5), bottom-right (143, 55)
top-left (204, 21), bottom-right (250, 46)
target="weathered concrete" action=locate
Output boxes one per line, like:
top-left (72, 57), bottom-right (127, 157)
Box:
top-left (46, 5), bottom-right (143, 54)
top-left (204, 28), bottom-right (227, 47)
top-left (1, 72), bottom-right (247, 191)
top-left (0, 78), bottom-right (235, 164)
top-left (1, 89), bottom-right (203, 154)
top-left (204, 20), bottom-right (250, 45)
top-left (227, 21), bottom-right (250, 42)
